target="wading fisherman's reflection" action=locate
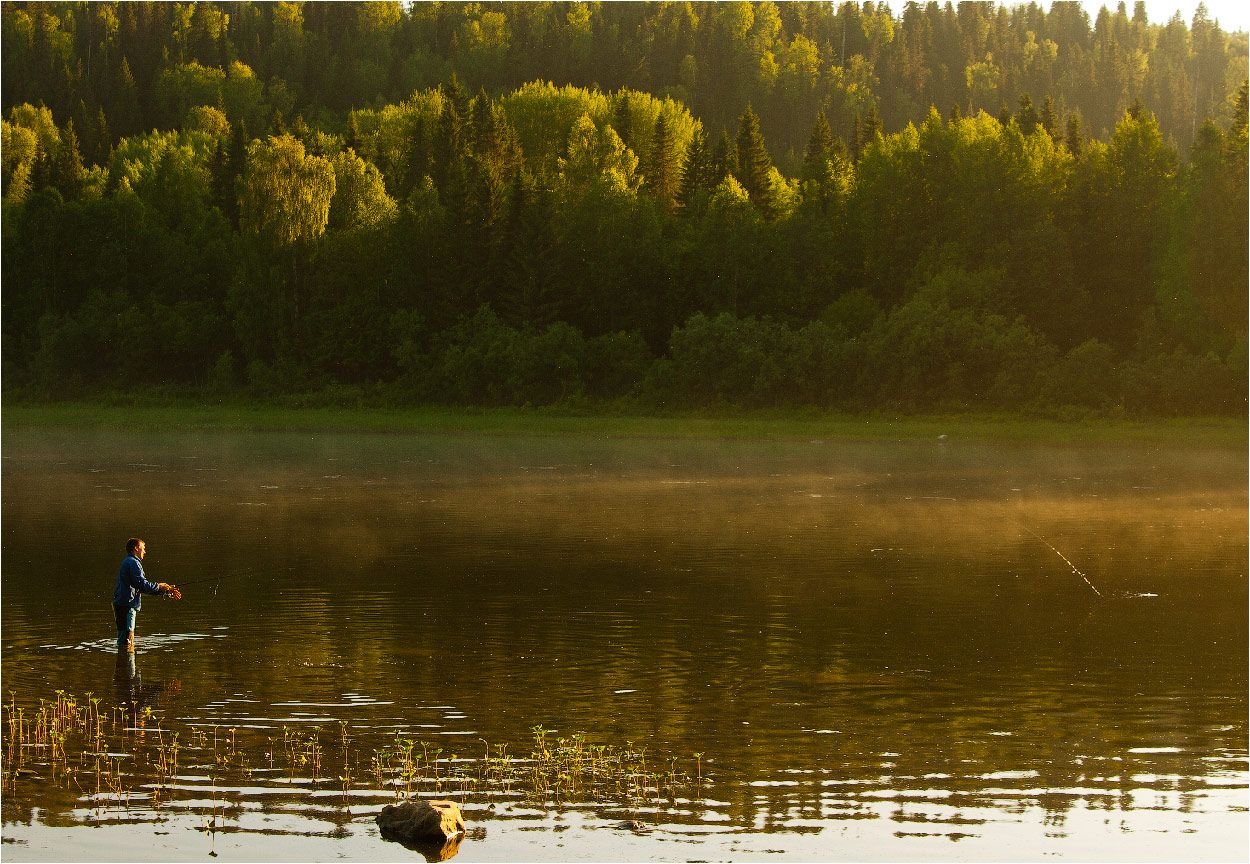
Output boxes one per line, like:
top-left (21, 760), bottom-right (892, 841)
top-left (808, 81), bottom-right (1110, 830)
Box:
top-left (114, 651), bottom-right (181, 711)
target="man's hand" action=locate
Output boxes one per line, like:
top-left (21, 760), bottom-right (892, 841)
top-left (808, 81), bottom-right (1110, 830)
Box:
top-left (158, 582), bottom-right (183, 601)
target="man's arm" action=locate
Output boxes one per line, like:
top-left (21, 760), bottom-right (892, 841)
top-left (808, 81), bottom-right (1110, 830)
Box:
top-left (128, 560), bottom-right (180, 599)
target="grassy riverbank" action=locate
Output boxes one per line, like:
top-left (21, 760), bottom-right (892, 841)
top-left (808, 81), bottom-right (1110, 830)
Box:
top-left (2, 401), bottom-right (1244, 448)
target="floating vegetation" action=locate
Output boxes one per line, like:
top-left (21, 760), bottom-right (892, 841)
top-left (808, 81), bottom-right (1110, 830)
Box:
top-left (2, 691), bottom-right (706, 821)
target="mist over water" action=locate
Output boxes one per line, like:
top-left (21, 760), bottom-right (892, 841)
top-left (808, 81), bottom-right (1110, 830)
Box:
top-left (2, 426), bottom-right (1246, 861)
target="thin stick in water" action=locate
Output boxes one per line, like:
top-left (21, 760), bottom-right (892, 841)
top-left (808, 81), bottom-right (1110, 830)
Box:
top-left (1025, 528), bottom-right (1103, 598)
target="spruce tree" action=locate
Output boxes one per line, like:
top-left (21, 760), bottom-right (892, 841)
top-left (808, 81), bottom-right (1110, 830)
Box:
top-left (677, 129), bottom-right (708, 212)
top-left (1233, 80), bottom-right (1248, 139)
top-left (31, 150), bottom-right (54, 194)
top-left (470, 87), bottom-right (494, 157)
top-left (54, 118), bottom-right (86, 199)
top-left (443, 74), bottom-right (469, 122)
top-left (1065, 113), bottom-right (1084, 157)
top-left (735, 105), bottom-right (774, 216)
top-left (1039, 96), bottom-right (1058, 139)
top-left (93, 107), bottom-right (112, 165)
top-left (218, 120), bottom-right (249, 227)
top-left (403, 115), bottom-right (430, 198)
top-left (73, 99), bottom-right (95, 165)
top-left (711, 130), bottom-right (735, 183)
top-left (345, 112), bottom-right (362, 152)
top-left (805, 110), bottom-right (835, 181)
top-left (613, 93), bottom-right (632, 152)
top-left (1016, 94), bottom-right (1039, 134)
top-left (113, 56), bottom-right (140, 138)
top-left (434, 84), bottom-right (464, 192)
top-left (858, 103), bottom-right (882, 150)
top-left (644, 114), bottom-right (678, 212)
top-left (210, 137), bottom-right (237, 224)
top-left (804, 110), bottom-right (835, 168)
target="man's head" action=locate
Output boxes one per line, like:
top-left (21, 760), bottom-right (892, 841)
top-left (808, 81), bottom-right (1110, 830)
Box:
top-left (126, 538), bottom-right (146, 560)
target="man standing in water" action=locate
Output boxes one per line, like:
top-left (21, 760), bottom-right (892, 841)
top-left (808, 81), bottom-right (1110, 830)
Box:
top-left (113, 538), bottom-right (182, 653)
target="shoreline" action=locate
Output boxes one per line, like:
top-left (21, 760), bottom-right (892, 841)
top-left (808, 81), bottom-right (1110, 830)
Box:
top-left (3, 401), bottom-right (1245, 448)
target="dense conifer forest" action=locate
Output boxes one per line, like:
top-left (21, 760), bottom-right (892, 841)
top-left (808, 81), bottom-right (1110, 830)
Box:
top-left (2, 1), bottom-right (1246, 413)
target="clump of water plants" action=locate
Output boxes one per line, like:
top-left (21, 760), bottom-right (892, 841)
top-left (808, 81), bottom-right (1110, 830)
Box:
top-left (1, 690), bottom-right (158, 813)
top-left (368, 725), bottom-right (696, 805)
top-left (3, 691), bottom-right (706, 818)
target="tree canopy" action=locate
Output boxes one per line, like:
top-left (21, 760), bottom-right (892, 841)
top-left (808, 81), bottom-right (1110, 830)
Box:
top-left (1, 1), bottom-right (1245, 415)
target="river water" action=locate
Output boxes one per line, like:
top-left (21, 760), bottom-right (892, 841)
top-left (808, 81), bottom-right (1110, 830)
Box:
top-left (2, 424), bottom-right (1246, 861)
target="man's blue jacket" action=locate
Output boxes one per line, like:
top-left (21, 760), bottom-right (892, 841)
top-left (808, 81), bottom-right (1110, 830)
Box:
top-left (113, 554), bottom-right (162, 610)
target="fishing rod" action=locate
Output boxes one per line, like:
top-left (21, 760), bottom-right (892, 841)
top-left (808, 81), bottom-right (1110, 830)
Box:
top-left (166, 572), bottom-right (250, 588)
top-left (1024, 527), bottom-right (1103, 598)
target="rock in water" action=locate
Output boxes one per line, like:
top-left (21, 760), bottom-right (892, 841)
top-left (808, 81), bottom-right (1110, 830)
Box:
top-left (377, 799), bottom-right (466, 850)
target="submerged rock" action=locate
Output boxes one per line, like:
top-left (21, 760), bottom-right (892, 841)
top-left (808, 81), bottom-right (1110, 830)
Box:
top-left (377, 799), bottom-right (466, 854)
top-left (614, 819), bottom-right (651, 833)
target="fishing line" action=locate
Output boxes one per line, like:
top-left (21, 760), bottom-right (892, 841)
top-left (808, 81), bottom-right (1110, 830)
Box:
top-left (173, 572), bottom-right (249, 588)
top-left (169, 571), bottom-right (248, 604)
top-left (1024, 527), bottom-right (1103, 598)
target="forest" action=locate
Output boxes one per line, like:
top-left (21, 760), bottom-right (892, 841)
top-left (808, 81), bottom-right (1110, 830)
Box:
top-left (1, 1), bottom-right (1246, 414)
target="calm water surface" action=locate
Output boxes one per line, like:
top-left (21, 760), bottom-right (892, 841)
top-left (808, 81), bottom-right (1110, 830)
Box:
top-left (2, 425), bottom-right (1246, 861)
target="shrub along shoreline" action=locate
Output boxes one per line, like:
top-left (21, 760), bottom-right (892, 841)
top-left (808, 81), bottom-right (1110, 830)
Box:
top-left (8, 306), bottom-right (1247, 421)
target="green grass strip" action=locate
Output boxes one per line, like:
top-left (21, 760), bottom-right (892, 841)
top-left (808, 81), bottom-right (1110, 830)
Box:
top-left (3, 401), bottom-right (1244, 448)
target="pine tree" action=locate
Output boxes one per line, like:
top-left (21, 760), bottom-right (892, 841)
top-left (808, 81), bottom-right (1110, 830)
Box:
top-left (644, 114), bottom-right (678, 212)
top-left (1016, 94), bottom-right (1039, 134)
top-left (113, 56), bottom-right (140, 138)
top-left (497, 172), bottom-right (560, 327)
top-left (93, 107), bottom-right (112, 165)
top-left (711, 130), bottom-right (735, 183)
top-left (613, 93), bottom-right (633, 152)
top-left (735, 105), bottom-right (774, 216)
top-left (443, 74), bottom-right (469, 123)
top-left (217, 120), bottom-right (249, 227)
top-left (31, 150), bottom-right (54, 194)
top-left (54, 118), bottom-right (86, 199)
top-left (470, 87), bottom-right (494, 157)
top-left (804, 110), bottom-right (835, 168)
top-left (210, 137), bottom-right (237, 224)
top-left (1233, 80), bottom-right (1248, 140)
top-left (73, 99), bottom-right (96, 166)
top-left (433, 84), bottom-right (464, 191)
top-left (677, 129), bottom-right (708, 212)
top-left (402, 115), bottom-right (430, 198)
top-left (1039, 96), bottom-right (1058, 140)
top-left (1065, 113), bottom-right (1084, 157)
top-left (858, 103), bottom-right (882, 151)
top-left (345, 112), bottom-right (362, 152)
top-left (290, 114), bottom-right (310, 142)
